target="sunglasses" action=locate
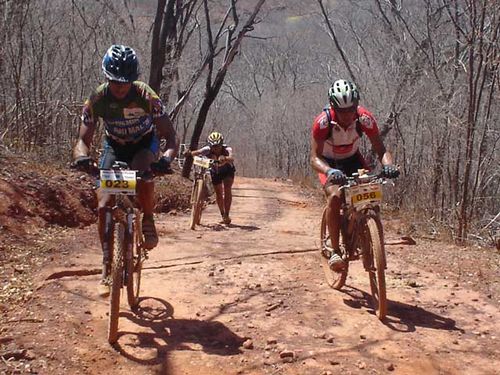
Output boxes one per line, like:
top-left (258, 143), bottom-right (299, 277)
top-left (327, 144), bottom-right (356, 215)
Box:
top-left (335, 106), bottom-right (357, 114)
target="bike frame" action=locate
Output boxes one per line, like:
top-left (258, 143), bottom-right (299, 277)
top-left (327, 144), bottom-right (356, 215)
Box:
top-left (340, 199), bottom-right (380, 260)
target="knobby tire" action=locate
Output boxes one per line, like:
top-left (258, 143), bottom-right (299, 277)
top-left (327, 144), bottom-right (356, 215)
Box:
top-left (189, 180), bottom-right (201, 230)
top-left (320, 206), bottom-right (348, 290)
top-left (363, 215), bottom-right (387, 320)
top-left (108, 222), bottom-right (124, 344)
top-left (126, 214), bottom-right (142, 308)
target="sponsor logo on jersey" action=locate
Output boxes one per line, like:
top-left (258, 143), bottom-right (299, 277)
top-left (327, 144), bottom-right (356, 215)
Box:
top-left (124, 107), bottom-right (147, 119)
top-left (359, 114), bottom-right (373, 129)
top-left (319, 116), bottom-right (329, 129)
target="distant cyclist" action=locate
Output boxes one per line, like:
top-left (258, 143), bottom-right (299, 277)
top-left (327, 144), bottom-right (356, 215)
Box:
top-left (72, 44), bottom-right (178, 296)
top-left (310, 79), bottom-right (399, 271)
top-left (185, 132), bottom-right (235, 225)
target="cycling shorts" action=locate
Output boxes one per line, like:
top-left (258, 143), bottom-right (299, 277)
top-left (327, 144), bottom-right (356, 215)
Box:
top-left (99, 132), bottom-right (160, 171)
top-left (318, 152), bottom-right (367, 186)
top-left (211, 163), bottom-right (236, 185)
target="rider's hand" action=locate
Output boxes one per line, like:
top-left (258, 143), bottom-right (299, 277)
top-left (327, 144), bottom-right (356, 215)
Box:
top-left (326, 168), bottom-right (347, 185)
top-left (382, 164), bottom-right (400, 179)
top-left (151, 156), bottom-right (173, 174)
top-left (218, 155), bottom-right (227, 163)
top-left (71, 156), bottom-right (93, 172)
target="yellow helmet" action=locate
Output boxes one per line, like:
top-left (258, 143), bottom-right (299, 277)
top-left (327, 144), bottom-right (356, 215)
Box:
top-left (207, 131), bottom-right (224, 146)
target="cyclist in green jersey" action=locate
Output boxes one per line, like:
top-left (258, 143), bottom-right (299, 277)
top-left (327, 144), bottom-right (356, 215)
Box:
top-left (72, 44), bottom-right (178, 296)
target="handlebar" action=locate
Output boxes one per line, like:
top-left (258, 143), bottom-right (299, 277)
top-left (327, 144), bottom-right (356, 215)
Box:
top-left (340, 171), bottom-right (387, 190)
top-left (70, 159), bottom-right (173, 179)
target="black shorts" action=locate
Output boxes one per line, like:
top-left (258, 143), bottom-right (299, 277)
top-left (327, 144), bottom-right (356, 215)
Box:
top-left (99, 132), bottom-right (159, 170)
top-left (210, 164), bottom-right (236, 185)
top-left (322, 152), bottom-right (366, 188)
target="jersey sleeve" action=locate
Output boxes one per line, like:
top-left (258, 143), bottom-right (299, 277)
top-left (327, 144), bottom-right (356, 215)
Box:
top-left (312, 111), bottom-right (330, 141)
top-left (199, 146), bottom-right (211, 156)
top-left (357, 106), bottom-right (380, 138)
top-left (135, 81), bottom-right (167, 120)
top-left (81, 83), bottom-right (108, 128)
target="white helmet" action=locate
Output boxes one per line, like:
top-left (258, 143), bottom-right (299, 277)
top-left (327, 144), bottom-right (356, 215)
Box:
top-left (328, 79), bottom-right (360, 109)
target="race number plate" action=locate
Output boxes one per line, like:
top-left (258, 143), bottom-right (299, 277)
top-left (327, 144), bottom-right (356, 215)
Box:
top-left (345, 183), bottom-right (382, 209)
top-left (99, 170), bottom-right (137, 195)
top-left (193, 156), bottom-right (212, 169)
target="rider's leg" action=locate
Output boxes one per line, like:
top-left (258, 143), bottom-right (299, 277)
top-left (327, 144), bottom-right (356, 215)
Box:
top-left (96, 190), bottom-right (114, 297)
top-left (222, 176), bottom-right (234, 224)
top-left (132, 148), bottom-right (158, 249)
top-left (213, 182), bottom-right (225, 221)
top-left (325, 184), bottom-right (346, 271)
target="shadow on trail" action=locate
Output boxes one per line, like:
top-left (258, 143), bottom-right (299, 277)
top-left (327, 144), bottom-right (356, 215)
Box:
top-left (112, 297), bottom-right (245, 369)
top-left (340, 286), bottom-right (463, 333)
top-left (200, 222), bottom-right (261, 232)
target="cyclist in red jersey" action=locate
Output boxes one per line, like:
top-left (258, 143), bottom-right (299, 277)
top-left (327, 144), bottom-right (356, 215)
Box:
top-left (310, 79), bottom-right (399, 271)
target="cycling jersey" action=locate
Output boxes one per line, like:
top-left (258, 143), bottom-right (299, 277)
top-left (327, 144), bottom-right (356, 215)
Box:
top-left (198, 145), bottom-right (234, 165)
top-left (312, 106), bottom-right (379, 160)
top-left (82, 81), bottom-right (167, 144)
top-left (198, 145), bottom-right (235, 184)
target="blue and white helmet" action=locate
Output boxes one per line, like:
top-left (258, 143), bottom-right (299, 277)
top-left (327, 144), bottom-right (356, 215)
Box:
top-left (102, 44), bottom-right (139, 83)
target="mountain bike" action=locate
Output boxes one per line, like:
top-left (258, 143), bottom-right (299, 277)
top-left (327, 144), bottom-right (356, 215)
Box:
top-left (320, 170), bottom-right (390, 320)
top-left (189, 156), bottom-right (215, 230)
top-left (77, 160), bottom-right (168, 344)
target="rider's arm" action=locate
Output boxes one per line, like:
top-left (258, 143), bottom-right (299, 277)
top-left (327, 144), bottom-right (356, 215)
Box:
top-left (358, 109), bottom-right (395, 167)
top-left (222, 146), bottom-right (234, 163)
top-left (367, 133), bottom-right (394, 166)
top-left (73, 123), bottom-right (94, 159)
top-left (310, 135), bottom-right (331, 175)
top-left (189, 148), bottom-right (203, 156)
top-left (155, 115), bottom-right (178, 160)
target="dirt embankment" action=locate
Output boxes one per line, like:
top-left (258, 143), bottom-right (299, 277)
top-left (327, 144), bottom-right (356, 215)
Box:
top-left (0, 154), bottom-right (190, 314)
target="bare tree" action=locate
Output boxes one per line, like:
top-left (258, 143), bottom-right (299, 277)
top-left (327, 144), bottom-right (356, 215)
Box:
top-left (180, 0), bottom-right (267, 177)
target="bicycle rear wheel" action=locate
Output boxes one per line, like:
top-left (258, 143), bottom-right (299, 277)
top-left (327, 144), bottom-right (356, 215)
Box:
top-left (126, 214), bottom-right (142, 308)
top-left (108, 222), bottom-right (124, 344)
top-left (320, 206), bottom-right (348, 290)
top-left (362, 215), bottom-right (387, 320)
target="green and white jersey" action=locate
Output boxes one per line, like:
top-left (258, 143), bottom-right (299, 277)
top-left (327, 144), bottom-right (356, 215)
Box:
top-left (82, 81), bottom-right (167, 143)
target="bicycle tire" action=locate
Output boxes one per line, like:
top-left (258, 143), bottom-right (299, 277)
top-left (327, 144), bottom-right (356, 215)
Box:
top-left (362, 215), bottom-right (387, 320)
top-left (195, 179), bottom-right (205, 225)
top-left (320, 206), bottom-right (348, 290)
top-left (108, 222), bottom-right (124, 344)
top-left (189, 180), bottom-right (200, 230)
top-left (126, 214), bottom-right (141, 308)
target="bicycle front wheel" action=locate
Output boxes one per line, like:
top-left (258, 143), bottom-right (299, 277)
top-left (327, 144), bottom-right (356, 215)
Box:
top-left (126, 214), bottom-right (142, 308)
top-left (108, 222), bottom-right (124, 344)
top-left (194, 179), bottom-right (205, 226)
top-left (189, 180), bottom-right (202, 229)
top-left (320, 206), bottom-right (348, 290)
top-left (362, 215), bottom-right (387, 320)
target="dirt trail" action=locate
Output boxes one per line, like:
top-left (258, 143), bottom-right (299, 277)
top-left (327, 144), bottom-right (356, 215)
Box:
top-left (1, 177), bottom-right (498, 375)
